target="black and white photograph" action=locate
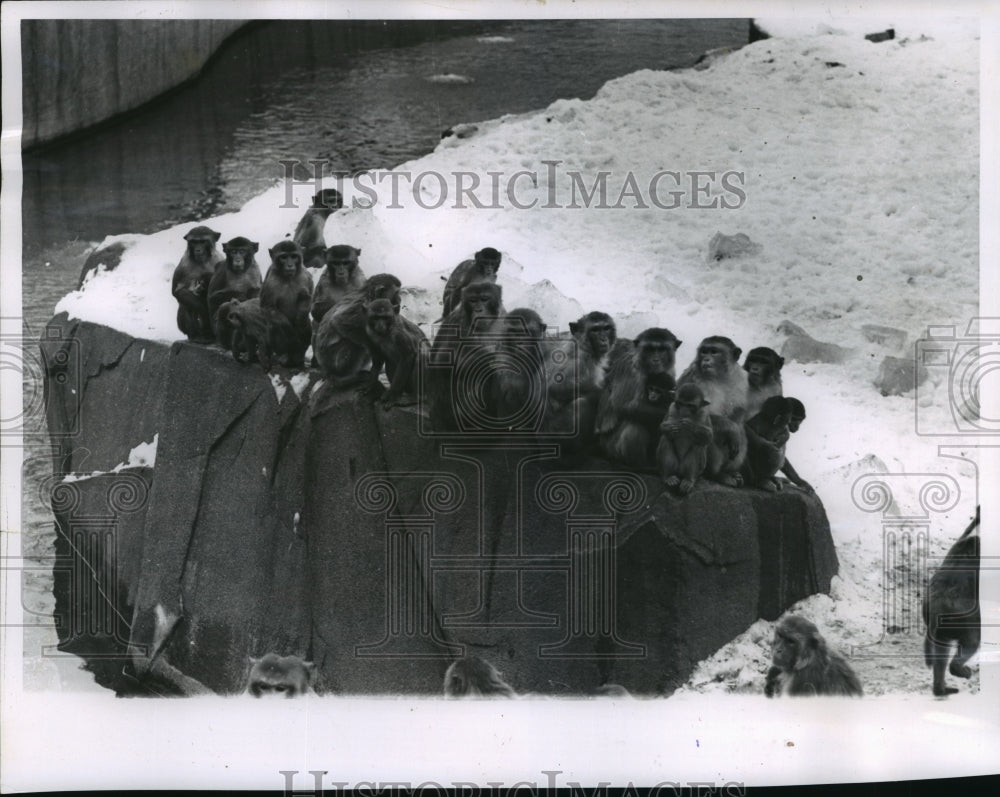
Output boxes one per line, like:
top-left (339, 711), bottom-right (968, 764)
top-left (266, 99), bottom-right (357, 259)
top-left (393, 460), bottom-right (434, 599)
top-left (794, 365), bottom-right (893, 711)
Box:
top-left (1, 0), bottom-right (998, 792)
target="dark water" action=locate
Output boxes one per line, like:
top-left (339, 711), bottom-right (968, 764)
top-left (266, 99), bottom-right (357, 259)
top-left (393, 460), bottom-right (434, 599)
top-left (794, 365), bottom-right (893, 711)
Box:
top-left (18, 17), bottom-right (748, 689)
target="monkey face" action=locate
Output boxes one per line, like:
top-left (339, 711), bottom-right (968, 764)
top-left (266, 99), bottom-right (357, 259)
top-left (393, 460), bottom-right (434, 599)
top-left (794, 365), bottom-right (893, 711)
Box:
top-left (329, 258), bottom-right (355, 285)
top-left (187, 238), bottom-right (214, 263)
top-left (226, 250), bottom-right (250, 272)
top-left (277, 253), bottom-right (301, 278)
top-left (249, 677), bottom-right (307, 698)
top-left (365, 299), bottom-right (396, 337)
top-left (465, 291), bottom-right (497, 321)
top-left (504, 310), bottom-right (546, 340)
top-left (743, 347), bottom-right (783, 387)
top-left (745, 360), bottom-right (768, 387)
top-left (698, 344), bottom-right (731, 375)
top-left (223, 239), bottom-right (259, 273)
top-left (771, 630), bottom-right (798, 670)
top-left (675, 397), bottom-right (709, 417)
top-left (640, 340), bottom-right (677, 374)
top-left (326, 246), bottom-right (360, 285)
top-left (588, 322), bottom-right (615, 357)
top-left (313, 188), bottom-right (344, 210)
top-left (788, 413), bottom-right (804, 433)
top-left (247, 655), bottom-right (314, 698)
top-left (476, 256), bottom-right (501, 279)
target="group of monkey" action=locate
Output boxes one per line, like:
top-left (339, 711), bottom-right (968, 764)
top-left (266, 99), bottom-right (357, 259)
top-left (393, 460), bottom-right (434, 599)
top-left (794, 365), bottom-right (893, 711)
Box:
top-left (244, 612), bottom-right (867, 700)
top-left (171, 188), bottom-right (813, 493)
top-left (172, 190), bottom-right (979, 698)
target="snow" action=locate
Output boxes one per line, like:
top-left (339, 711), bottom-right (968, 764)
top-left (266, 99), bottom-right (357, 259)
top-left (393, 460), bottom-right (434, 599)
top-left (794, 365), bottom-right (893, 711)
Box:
top-left (50, 23), bottom-right (982, 695)
top-left (270, 373), bottom-right (287, 403)
top-left (425, 73), bottom-right (475, 84)
top-left (59, 434), bottom-right (158, 481)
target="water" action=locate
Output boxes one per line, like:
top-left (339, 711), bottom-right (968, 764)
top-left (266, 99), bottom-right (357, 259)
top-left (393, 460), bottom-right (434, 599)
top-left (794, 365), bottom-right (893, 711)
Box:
top-left (18, 18), bottom-right (749, 690)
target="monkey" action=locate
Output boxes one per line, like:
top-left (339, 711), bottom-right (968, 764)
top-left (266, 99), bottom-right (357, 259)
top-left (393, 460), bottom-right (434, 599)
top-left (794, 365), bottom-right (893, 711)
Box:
top-left (441, 246), bottom-right (502, 318)
top-left (538, 311), bottom-right (618, 444)
top-left (261, 240), bottom-right (314, 367)
top-left (765, 615), bottom-right (863, 697)
top-left (246, 653), bottom-right (315, 698)
top-left (923, 506), bottom-right (980, 696)
top-left (172, 225), bottom-right (224, 342)
top-left (293, 188), bottom-right (343, 267)
top-left (645, 371), bottom-right (675, 409)
top-left (313, 273), bottom-right (403, 387)
top-left (742, 347), bottom-right (810, 490)
top-left (742, 395), bottom-right (792, 491)
top-left (443, 655), bottom-right (517, 698)
top-left (227, 298), bottom-right (297, 370)
top-left (656, 382), bottom-right (712, 494)
top-left (362, 298), bottom-right (428, 407)
top-left (208, 237), bottom-right (263, 345)
top-left (311, 244), bottom-right (366, 324)
top-left (776, 396), bottom-right (813, 492)
top-left (786, 395), bottom-right (805, 433)
top-left (302, 245), bottom-right (329, 271)
top-left (595, 327), bottom-right (681, 466)
top-left (494, 308), bottom-right (548, 430)
top-left (426, 282), bottom-right (506, 433)
top-left (743, 346), bottom-right (784, 418)
top-left (213, 299), bottom-right (240, 357)
top-left (677, 336), bottom-right (749, 487)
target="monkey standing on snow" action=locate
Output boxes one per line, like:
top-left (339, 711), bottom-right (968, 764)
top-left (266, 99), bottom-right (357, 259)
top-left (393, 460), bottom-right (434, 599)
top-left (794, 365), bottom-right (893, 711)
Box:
top-left (923, 506), bottom-right (981, 696)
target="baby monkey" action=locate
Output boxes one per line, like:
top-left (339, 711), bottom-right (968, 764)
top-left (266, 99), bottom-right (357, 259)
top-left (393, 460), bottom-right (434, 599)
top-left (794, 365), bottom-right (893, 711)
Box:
top-left (656, 383), bottom-right (713, 494)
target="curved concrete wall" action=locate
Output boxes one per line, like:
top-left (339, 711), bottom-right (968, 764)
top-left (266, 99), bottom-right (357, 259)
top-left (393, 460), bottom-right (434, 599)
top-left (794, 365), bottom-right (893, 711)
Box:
top-left (21, 19), bottom-right (246, 148)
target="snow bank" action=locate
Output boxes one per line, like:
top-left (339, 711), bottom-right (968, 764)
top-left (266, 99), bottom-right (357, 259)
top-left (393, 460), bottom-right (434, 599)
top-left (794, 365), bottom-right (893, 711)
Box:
top-left (59, 434), bottom-right (158, 482)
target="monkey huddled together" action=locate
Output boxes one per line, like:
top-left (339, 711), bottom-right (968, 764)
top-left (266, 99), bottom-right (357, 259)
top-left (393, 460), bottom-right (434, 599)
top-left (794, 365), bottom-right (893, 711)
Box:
top-left (172, 209), bottom-right (814, 493)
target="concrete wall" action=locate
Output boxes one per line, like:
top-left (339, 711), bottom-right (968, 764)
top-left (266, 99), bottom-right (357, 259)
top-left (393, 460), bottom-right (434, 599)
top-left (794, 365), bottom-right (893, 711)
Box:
top-left (21, 19), bottom-right (246, 148)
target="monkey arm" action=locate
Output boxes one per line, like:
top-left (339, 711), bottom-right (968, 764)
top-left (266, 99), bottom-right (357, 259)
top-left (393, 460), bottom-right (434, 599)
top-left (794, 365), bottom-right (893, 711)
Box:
top-left (172, 265), bottom-right (208, 303)
top-left (382, 348), bottom-right (416, 405)
top-left (173, 282), bottom-right (210, 310)
top-left (780, 457), bottom-right (813, 492)
top-left (764, 665), bottom-right (783, 698)
top-left (311, 277), bottom-right (334, 323)
top-left (173, 288), bottom-right (207, 310)
top-left (259, 282), bottom-right (275, 308)
top-left (745, 424), bottom-right (785, 451)
top-left (691, 420), bottom-right (714, 444)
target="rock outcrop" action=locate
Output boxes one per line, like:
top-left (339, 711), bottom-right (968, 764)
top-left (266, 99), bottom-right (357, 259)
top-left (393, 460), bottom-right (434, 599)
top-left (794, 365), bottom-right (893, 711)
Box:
top-left (41, 314), bottom-right (839, 696)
